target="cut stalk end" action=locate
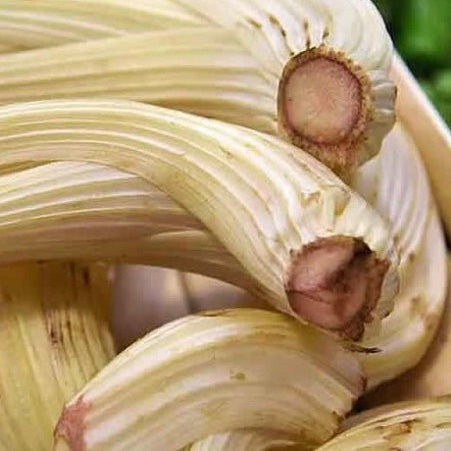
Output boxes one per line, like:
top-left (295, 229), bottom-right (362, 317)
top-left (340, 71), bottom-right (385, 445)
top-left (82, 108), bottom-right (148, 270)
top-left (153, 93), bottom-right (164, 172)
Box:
top-left (286, 236), bottom-right (389, 340)
top-left (54, 397), bottom-right (88, 451)
top-left (278, 46), bottom-right (372, 176)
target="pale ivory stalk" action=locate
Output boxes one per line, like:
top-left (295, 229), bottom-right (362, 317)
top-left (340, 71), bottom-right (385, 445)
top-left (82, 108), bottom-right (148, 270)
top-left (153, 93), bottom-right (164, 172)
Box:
top-left (198, 395), bottom-right (451, 450)
top-left (318, 397), bottom-right (451, 450)
top-left (187, 429), bottom-right (297, 450)
top-left (54, 309), bottom-right (365, 450)
top-left (0, 105), bottom-right (443, 381)
top-left (0, 0), bottom-right (203, 49)
top-left (352, 124), bottom-right (447, 388)
top-left (0, 0), bottom-right (395, 174)
top-left (184, 122), bottom-right (448, 409)
top-left (179, 121), bottom-right (450, 451)
top-left (0, 99), bottom-right (399, 339)
top-left (391, 53), bottom-right (451, 239)
top-left (0, 261), bottom-right (115, 451)
top-left (362, 255), bottom-right (451, 406)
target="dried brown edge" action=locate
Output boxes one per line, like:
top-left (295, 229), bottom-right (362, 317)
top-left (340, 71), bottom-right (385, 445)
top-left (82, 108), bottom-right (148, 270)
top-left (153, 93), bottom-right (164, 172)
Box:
top-left (277, 45), bottom-right (373, 176)
top-left (285, 236), bottom-right (389, 341)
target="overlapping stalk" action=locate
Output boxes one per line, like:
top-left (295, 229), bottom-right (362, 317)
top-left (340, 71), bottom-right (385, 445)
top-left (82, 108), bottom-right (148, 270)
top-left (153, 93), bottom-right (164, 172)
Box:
top-left (355, 125), bottom-right (448, 388)
top-left (0, 2), bottom-right (447, 450)
top-left (364, 254), bottom-right (451, 406)
top-left (188, 396), bottom-right (451, 450)
top-left (318, 396), bottom-right (451, 450)
top-left (181, 124), bottom-right (448, 442)
top-left (0, 0), bottom-right (442, 372)
top-left (54, 309), bottom-right (365, 450)
top-left (0, 98), bottom-right (442, 386)
top-left (0, 0), bottom-right (396, 175)
top-left (0, 99), bottom-right (400, 339)
top-left (0, 0), bottom-right (203, 50)
top-left (391, 54), bottom-right (451, 239)
top-left (0, 261), bottom-right (115, 450)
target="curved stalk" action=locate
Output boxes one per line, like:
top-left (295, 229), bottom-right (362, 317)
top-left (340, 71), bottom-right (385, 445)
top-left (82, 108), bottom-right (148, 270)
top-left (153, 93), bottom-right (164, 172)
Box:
top-left (0, 261), bottom-right (115, 450)
top-left (318, 397), bottom-right (451, 450)
top-left (148, 123), bottom-right (448, 391)
top-left (0, 0), bottom-right (395, 175)
top-left (391, 53), bottom-right (451, 239)
top-left (355, 124), bottom-right (448, 388)
top-left (362, 255), bottom-right (451, 406)
top-left (0, 99), bottom-right (399, 339)
top-left (0, 0), bottom-right (202, 48)
top-left (54, 309), bottom-right (365, 450)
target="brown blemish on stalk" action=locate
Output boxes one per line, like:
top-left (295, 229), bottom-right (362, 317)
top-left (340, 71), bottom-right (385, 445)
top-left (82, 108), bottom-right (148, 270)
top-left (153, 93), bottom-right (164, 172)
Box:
top-left (196, 309), bottom-right (242, 318)
top-left (54, 397), bottom-right (89, 451)
top-left (246, 17), bottom-right (262, 29)
top-left (81, 267), bottom-right (90, 286)
top-left (345, 343), bottom-right (382, 354)
top-left (436, 421), bottom-right (451, 429)
top-left (382, 422), bottom-right (412, 439)
top-left (285, 236), bottom-right (389, 340)
top-left (49, 324), bottom-right (60, 346)
top-left (278, 46), bottom-right (372, 176)
top-left (408, 252), bottom-right (416, 263)
top-left (230, 371), bottom-right (246, 381)
top-left (269, 14), bottom-right (287, 38)
top-left (303, 21), bottom-right (311, 49)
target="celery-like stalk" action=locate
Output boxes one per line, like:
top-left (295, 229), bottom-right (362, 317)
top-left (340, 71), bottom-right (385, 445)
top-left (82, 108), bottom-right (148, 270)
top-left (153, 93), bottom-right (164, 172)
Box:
top-left (0, 262), bottom-right (115, 450)
top-left (0, 0), bottom-right (395, 175)
top-left (0, 99), bottom-right (399, 339)
top-left (54, 309), bottom-right (364, 450)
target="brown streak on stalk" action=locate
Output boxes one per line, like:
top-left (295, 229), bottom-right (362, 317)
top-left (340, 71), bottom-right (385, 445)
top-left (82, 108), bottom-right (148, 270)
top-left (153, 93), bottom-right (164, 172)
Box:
top-left (285, 236), bottom-right (389, 340)
top-left (436, 421), bottom-right (451, 429)
top-left (303, 20), bottom-right (311, 49)
top-left (269, 14), bottom-right (287, 38)
top-left (246, 17), bottom-right (262, 29)
top-left (382, 422), bottom-right (411, 439)
top-left (196, 309), bottom-right (235, 318)
top-left (344, 343), bottom-right (382, 354)
top-left (81, 267), bottom-right (91, 286)
top-left (54, 397), bottom-right (89, 451)
top-left (49, 325), bottom-right (60, 346)
top-left (277, 46), bottom-right (372, 176)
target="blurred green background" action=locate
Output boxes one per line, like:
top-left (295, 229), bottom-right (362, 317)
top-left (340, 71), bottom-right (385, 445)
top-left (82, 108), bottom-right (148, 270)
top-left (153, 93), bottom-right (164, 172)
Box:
top-left (374, 0), bottom-right (450, 126)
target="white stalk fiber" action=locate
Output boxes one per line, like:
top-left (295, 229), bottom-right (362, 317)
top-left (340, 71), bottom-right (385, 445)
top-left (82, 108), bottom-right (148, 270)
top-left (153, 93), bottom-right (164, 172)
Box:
top-left (0, 0), bottom-right (395, 174)
top-left (0, 99), bottom-right (399, 340)
top-left (318, 397), bottom-right (451, 450)
top-left (184, 124), bottom-right (449, 450)
top-left (0, 261), bottom-right (115, 450)
top-left (54, 309), bottom-right (365, 450)
top-left (354, 125), bottom-right (447, 388)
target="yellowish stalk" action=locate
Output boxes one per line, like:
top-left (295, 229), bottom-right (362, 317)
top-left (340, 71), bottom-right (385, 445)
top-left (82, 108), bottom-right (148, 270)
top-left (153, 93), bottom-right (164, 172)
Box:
top-left (0, 99), bottom-right (399, 339)
top-left (318, 396), bottom-right (451, 450)
top-left (190, 396), bottom-right (451, 450)
top-left (188, 429), bottom-right (297, 450)
top-left (0, 0), bottom-right (202, 49)
top-left (172, 123), bottom-right (448, 392)
top-left (0, 0), bottom-right (395, 175)
top-left (355, 124), bottom-right (448, 388)
top-left (0, 261), bottom-right (115, 450)
top-left (54, 309), bottom-right (365, 450)
top-left (361, 254), bottom-right (451, 407)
